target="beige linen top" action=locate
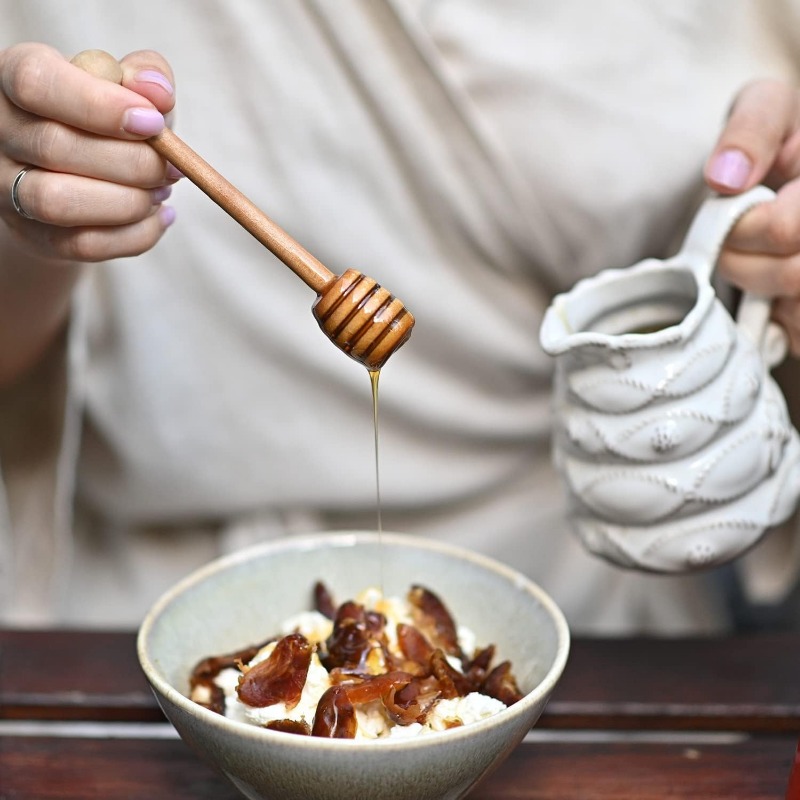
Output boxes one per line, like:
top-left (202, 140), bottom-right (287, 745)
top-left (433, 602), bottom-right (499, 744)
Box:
top-left (2, 0), bottom-right (800, 631)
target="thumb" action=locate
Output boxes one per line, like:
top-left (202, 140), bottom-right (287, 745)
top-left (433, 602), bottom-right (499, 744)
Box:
top-left (73, 49), bottom-right (176, 115)
top-left (119, 49), bottom-right (176, 116)
top-left (704, 79), bottom-right (800, 194)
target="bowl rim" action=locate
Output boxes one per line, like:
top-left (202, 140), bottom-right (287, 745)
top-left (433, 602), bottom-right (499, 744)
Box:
top-left (137, 530), bottom-right (571, 751)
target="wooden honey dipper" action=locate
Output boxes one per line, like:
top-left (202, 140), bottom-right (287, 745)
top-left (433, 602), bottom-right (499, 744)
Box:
top-left (70, 50), bottom-right (414, 370)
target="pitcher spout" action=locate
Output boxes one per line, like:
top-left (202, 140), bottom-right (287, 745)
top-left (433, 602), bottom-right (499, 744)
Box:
top-left (540, 260), bottom-right (707, 357)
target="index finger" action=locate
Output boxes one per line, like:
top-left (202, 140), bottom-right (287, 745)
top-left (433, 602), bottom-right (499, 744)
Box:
top-left (1, 42), bottom-right (164, 139)
top-left (725, 181), bottom-right (800, 255)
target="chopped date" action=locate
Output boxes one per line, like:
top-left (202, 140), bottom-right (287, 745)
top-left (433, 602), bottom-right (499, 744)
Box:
top-left (190, 678), bottom-right (226, 715)
top-left (408, 585), bottom-right (463, 660)
top-left (397, 622), bottom-right (435, 667)
top-left (341, 670), bottom-right (414, 705)
top-left (264, 719), bottom-right (312, 736)
top-left (237, 633), bottom-right (312, 709)
top-left (430, 649), bottom-right (475, 698)
top-left (465, 644), bottom-right (495, 674)
top-left (384, 675), bottom-right (441, 725)
top-left (482, 661), bottom-right (524, 706)
top-left (321, 600), bottom-right (388, 673)
top-left (190, 638), bottom-right (274, 687)
top-left (313, 581), bottom-right (337, 620)
top-left (312, 685), bottom-right (357, 738)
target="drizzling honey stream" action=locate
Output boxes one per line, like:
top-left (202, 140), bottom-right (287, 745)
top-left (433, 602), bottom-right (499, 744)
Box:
top-left (369, 369), bottom-right (385, 593)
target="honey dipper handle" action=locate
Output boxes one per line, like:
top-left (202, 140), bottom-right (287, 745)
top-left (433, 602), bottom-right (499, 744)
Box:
top-left (149, 129), bottom-right (335, 293)
top-left (70, 49), bottom-right (335, 293)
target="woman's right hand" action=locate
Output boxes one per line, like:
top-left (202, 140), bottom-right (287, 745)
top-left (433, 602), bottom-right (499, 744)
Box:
top-left (0, 42), bottom-right (179, 263)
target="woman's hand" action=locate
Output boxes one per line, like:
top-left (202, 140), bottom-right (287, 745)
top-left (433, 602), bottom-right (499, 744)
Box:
top-left (0, 42), bottom-right (179, 263)
top-left (705, 78), bottom-right (800, 354)
top-left (0, 43), bottom-right (181, 387)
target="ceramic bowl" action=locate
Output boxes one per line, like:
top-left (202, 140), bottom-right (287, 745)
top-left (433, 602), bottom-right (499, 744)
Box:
top-left (137, 531), bottom-right (570, 800)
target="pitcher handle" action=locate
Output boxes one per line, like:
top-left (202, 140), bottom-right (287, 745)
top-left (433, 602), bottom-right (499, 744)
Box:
top-left (677, 185), bottom-right (787, 367)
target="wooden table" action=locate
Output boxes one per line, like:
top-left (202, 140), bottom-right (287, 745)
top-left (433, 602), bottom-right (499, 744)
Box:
top-left (2, 630), bottom-right (799, 799)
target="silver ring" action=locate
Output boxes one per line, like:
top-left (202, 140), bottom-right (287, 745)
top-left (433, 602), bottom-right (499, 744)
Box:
top-left (10, 166), bottom-right (35, 219)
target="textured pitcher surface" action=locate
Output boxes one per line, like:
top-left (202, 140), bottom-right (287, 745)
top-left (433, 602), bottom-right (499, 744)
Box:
top-left (540, 187), bottom-right (800, 572)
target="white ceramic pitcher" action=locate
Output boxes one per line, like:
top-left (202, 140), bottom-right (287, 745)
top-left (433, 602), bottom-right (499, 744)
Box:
top-left (539, 186), bottom-right (800, 572)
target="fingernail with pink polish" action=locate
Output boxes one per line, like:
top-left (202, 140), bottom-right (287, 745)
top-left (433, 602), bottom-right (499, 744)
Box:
top-left (136, 69), bottom-right (174, 96)
top-left (159, 205), bottom-right (176, 228)
top-left (708, 149), bottom-right (752, 190)
top-left (151, 185), bottom-right (173, 204)
top-left (166, 163), bottom-right (184, 181)
top-left (123, 107), bottom-right (165, 136)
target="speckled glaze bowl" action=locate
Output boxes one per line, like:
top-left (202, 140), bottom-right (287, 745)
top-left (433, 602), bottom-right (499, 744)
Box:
top-left (137, 531), bottom-right (570, 800)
